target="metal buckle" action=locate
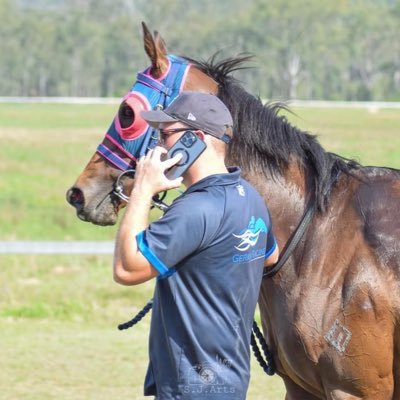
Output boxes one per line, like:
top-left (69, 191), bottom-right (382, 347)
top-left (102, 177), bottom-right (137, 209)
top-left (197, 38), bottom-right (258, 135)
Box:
top-left (113, 169), bottom-right (170, 212)
top-left (113, 169), bottom-right (136, 203)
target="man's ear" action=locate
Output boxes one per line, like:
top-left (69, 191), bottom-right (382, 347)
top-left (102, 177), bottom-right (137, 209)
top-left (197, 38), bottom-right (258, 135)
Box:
top-left (142, 22), bottom-right (169, 79)
top-left (194, 130), bottom-right (206, 141)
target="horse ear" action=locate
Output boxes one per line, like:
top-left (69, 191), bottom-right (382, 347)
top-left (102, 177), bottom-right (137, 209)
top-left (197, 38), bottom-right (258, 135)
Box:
top-left (141, 22), bottom-right (168, 78)
top-left (154, 30), bottom-right (168, 55)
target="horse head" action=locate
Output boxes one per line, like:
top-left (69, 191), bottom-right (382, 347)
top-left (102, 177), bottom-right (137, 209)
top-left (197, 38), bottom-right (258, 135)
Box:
top-left (66, 23), bottom-right (217, 225)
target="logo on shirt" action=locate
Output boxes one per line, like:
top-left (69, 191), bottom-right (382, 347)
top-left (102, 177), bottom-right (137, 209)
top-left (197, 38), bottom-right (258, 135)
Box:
top-left (233, 216), bottom-right (267, 252)
top-left (236, 184), bottom-right (245, 196)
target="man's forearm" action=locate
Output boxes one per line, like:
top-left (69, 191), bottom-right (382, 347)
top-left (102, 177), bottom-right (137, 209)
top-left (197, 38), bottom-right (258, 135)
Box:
top-left (113, 147), bottom-right (183, 284)
top-left (114, 188), bottom-right (153, 273)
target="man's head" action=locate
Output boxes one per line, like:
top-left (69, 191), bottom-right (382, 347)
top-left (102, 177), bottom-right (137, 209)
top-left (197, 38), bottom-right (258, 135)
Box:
top-left (141, 92), bottom-right (233, 185)
top-left (141, 92), bottom-right (233, 145)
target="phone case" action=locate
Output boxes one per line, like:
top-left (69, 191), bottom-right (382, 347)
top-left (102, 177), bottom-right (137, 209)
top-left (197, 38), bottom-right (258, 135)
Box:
top-left (165, 131), bottom-right (207, 180)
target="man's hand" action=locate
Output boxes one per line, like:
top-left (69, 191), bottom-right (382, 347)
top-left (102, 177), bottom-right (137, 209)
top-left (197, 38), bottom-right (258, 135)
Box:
top-left (133, 146), bottom-right (183, 197)
top-left (113, 146), bottom-right (183, 286)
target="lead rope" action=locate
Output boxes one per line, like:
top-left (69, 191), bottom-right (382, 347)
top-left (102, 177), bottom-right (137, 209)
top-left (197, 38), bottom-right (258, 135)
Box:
top-left (118, 302), bottom-right (276, 376)
top-left (118, 299), bottom-right (153, 330)
top-left (251, 203), bottom-right (318, 376)
top-left (116, 234), bottom-right (275, 374)
top-left (251, 321), bottom-right (275, 375)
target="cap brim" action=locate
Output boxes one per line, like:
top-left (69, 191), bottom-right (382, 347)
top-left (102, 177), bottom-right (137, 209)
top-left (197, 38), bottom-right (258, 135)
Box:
top-left (141, 110), bottom-right (178, 129)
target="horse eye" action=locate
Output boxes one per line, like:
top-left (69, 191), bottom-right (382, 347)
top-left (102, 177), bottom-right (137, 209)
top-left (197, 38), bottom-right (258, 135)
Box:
top-left (118, 102), bottom-right (135, 128)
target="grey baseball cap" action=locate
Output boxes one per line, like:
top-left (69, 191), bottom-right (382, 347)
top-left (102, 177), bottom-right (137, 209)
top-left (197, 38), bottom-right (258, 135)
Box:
top-left (141, 92), bottom-right (233, 143)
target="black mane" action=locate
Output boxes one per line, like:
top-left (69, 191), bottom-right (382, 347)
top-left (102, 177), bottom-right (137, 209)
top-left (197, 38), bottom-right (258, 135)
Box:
top-left (185, 54), bottom-right (360, 212)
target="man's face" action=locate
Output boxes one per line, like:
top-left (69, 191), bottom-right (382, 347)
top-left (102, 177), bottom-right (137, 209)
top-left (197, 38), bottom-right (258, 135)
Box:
top-left (158, 122), bottom-right (192, 150)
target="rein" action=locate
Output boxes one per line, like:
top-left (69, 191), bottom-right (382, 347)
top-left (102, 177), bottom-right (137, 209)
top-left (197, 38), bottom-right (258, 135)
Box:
top-left (263, 171), bottom-right (341, 279)
top-left (263, 200), bottom-right (317, 279)
top-left (246, 198), bottom-right (317, 375)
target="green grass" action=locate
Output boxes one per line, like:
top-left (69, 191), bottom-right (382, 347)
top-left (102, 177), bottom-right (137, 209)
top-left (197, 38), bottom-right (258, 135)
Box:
top-left (0, 104), bottom-right (118, 240)
top-left (0, 254), bottom-right (154, 399)
top-left (287, 107), bottom-right (400, 167)
top-left (0, 255), bottom-right (285, 399)
top-left (0, 103), bottom-right (399, 399)
top-left (0, 103), bottom-right (117, 129)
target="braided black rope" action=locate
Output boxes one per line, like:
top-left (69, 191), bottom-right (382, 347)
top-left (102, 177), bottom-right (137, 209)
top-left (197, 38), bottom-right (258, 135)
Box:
top-left (118, 302), bottom-right (276, 377)
top-left (251, 320), bottom-right (275, 376)
top-left (118, 299), bottom-right (153, 330)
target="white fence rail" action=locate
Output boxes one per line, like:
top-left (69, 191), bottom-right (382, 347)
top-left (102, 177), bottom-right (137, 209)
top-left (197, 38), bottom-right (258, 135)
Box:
top-left (0, 97), bottom-right (121, 104)
top-left (1, 97), bottom-right (400, 109)
top-left (0, 241), bottom-right (114, 254)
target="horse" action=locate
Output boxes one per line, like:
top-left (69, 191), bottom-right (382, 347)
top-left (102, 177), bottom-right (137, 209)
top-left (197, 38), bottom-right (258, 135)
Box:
top-left (66, 23), bottom-right (400, 399)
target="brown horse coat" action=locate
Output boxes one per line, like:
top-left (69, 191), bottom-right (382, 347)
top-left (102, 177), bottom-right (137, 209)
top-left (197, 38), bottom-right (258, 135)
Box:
top-left (67, 25), bottom-right (400, 399)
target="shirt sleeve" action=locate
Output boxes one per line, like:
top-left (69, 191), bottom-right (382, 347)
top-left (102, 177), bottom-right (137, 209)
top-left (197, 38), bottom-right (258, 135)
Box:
top-left (136, 193), bottom-right (219, 279)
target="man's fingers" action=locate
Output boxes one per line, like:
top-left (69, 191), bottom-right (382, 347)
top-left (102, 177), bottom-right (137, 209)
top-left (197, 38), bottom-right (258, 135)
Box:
top-left (151, 146), bottom-right (166, 159)
top-left (165, 176), bottom-right (183, 189)
top-left (163, 152), bottom-right (183, 169)
top-left (147, 149), bottom-right (154, 158)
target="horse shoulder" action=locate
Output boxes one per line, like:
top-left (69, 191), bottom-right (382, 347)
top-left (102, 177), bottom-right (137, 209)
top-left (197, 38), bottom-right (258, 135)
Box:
top-left (353, 168), bottom-right (400, 273)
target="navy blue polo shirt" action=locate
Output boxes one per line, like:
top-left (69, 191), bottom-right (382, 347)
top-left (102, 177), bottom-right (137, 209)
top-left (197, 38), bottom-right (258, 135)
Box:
top-left (136, 167), bottom-right (276, 400)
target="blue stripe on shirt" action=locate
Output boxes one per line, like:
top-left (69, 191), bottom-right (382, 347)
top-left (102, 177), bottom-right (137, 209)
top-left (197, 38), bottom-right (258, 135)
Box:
top-left (136, 231), bottom-right (176, 279)
top-left (265, 239), bottom-right (277, 258)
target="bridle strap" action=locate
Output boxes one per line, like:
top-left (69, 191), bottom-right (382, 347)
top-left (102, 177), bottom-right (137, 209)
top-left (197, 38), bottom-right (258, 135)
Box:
top-left (263, 200), bottom-right (316, 279)
top-left (97, 143), bottom-right (132, 171)
top-left (136, 73), bottom-right (172, 96)
top-left (263, 172), bottom-right (341, 279)
top-left (138, 126), bottom-right (160, 156)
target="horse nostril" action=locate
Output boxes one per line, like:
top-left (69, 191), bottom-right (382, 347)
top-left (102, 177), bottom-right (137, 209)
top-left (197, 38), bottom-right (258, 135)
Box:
top-left (66, 187), bottom-right (85, 210)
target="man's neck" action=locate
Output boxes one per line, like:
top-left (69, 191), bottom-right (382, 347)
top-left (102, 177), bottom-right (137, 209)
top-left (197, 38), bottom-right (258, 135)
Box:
top-left (183, 159), bottom-right (228, 188)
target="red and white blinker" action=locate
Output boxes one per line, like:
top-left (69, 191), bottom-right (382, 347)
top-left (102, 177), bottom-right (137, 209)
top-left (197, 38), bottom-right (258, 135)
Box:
top-left (115, 92), bottom-right (151, 141)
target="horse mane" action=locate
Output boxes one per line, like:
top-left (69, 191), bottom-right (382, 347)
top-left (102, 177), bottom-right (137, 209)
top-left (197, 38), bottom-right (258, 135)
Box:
top-left (184, 53), bottom-right (360, 212)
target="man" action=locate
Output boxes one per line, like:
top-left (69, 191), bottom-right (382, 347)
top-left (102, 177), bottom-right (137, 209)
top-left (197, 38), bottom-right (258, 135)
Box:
top-left (113, 92), bottom-right (279, 399)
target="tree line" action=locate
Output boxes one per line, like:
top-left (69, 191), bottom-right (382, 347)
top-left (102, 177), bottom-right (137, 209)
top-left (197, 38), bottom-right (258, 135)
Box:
top-left (1, 0), bottom-right (399, 100)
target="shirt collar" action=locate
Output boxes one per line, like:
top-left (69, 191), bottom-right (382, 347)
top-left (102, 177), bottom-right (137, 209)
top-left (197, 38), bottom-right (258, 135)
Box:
top-left (184, 166), bottom-right (241, 195)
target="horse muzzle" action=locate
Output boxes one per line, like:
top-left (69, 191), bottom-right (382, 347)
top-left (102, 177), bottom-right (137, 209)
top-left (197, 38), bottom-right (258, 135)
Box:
top-left (66, 186), bottom-right (120, 226)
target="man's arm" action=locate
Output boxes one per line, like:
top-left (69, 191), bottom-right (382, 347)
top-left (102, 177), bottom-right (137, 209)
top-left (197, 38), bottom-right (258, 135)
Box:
top-left (113, 188), bottom-right (157, 285)
top-left (113, 147), bottom-right (182, 285)
top-left (264, 244), bottom-right (279, 267)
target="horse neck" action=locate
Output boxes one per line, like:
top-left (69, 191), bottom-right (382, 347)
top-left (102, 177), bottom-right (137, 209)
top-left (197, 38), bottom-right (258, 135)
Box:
top-left (221, 83), bottom-right (341, 243)
top-left (239, 161), bottom-right (311, 250)
top-left (224, 100), bottom-right (318, 260)
top-left (222, 95), bottom-right (312, 236)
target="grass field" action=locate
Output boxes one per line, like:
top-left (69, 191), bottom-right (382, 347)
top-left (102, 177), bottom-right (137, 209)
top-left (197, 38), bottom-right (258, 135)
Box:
top-left (0, 254), bottom-right (285, 400)
top-left (0, 103), bottom-right (399, 399)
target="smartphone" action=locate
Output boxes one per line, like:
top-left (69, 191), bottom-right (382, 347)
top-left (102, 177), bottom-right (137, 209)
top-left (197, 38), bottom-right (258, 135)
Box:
top-left (165, 130), bottom-right (207, 180)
